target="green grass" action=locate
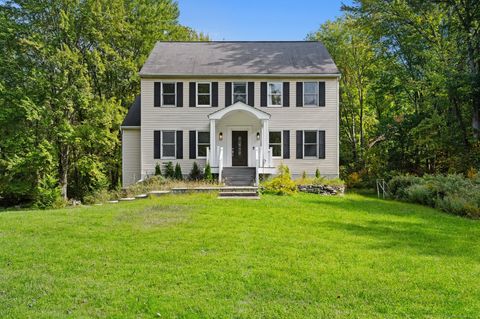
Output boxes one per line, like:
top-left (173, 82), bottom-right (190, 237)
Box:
top-left (1, 193), bottom-right (479, 318)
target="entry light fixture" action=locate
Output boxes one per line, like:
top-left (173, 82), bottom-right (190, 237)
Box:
top-left (219, 132), bottom-right (223, 141)
top-left (256, 132), bottom-right (260, 140)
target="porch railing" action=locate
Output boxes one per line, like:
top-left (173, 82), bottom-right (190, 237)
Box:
top-left (218, 146), bottom-right (223, 183)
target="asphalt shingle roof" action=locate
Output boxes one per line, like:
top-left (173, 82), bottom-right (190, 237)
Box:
top-left (121, 96), bottom-right (141, 127)
top-left (140, 41), bottom-right (339, 76)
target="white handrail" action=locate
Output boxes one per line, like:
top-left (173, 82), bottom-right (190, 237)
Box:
top-left (206, 147), bottom-right (210, 165)
top-left (255, 147), bottom-right (259, 186)
top-left (218, 146), bottom-right (224, 183)
top-left (268, 147), bottom-right (273, 168)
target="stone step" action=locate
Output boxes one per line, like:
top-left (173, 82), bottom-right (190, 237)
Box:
top-left (219, 192), bottom-right (258, 197)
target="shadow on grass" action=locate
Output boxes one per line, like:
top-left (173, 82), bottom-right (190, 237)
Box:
top-left (301, 195), bottom-right (480, 261)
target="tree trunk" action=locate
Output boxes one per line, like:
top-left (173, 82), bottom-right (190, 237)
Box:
top-left (58, 144), bottom-right (69, 201)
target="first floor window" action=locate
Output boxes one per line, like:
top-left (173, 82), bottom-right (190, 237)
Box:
top-left (303, 82), bottom-right (318, 106)
top-left (304, 130), bottom-right (318, 157)
top-left (233, 82), bottom-right (247, 103)
top-left (269, 131), bottom-right (282, 157)
top-left (197, 131), bottom-right (210, 158)
top-left (197, 82), bottom-right (211, 106)
top-left (162, 82), bottom-right (176, 106)
top-left (162, 130), bottom-right (176, 158)
top-left (268, 82), bottom-right (282, 106)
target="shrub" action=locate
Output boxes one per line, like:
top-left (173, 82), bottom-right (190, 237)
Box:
top-left (164, 162), bottom-right (175, 179)
top-left (345, 171), bottom-right (362, 188)
top-left (189, 162), bottom-right (202, 180)
top-left (174, 163), bottom-right (183, 180)
top-left (261, 164), bottom-right (297, 195)
top-left (302, 171), bottom-right (307, 179)
top-left (388, 175), bottom-right (421, 200)
top-left (405, 184), bottom-right (435, 206)
top-left (204, 163), bottom-right (213, 182)
top-left (155, 163), bottom-right (162, 176)
top-left (315, 168), bottom-right (321, 179)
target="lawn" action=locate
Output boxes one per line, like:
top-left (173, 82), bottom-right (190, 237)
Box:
top-left (1, 193), bottom-right (479, 318)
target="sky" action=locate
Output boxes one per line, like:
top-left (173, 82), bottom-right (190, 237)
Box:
top-left (178, 0), bottom-right (352, 41)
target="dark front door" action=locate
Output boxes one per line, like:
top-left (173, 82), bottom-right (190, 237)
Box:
top-left (232, 131), bottom-right (248, 166)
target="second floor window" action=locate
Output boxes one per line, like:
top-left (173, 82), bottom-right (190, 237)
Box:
top-left (268, 82), bottom-right (282, 106)
top-left (269, 131), bottom-right (282, 157)
top-left (304, 82), bottom-right (318, 106)
top-left (162, 131), bottom-right (176, 159)
top-left (162, 83), bottom-right (176, 106)
top-left (197, 82), bottom-right (211, 106)
top-left (303, 130), bottom-right (318, 158)
top-left (233, 82), bottom-right (247, 103)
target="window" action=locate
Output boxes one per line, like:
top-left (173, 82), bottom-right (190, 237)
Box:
top-left (162, 131), bottom-right (176, 159)
top-left (303, 82), bottom-right (318, 106)
top-left (304, 131), bottom-right (318, 157)
top-left (268, 82), bottom-right (282, 106)
top-left (233, 82), bottom-right (247, 103)
top-left (197, 131), bottom-right (210, 158)
top-left (269, 131), bottom-right (282, 158)
top-left (197, 82), bottom-right (211, 106)
top-left (162, 82), bottom-right (176, 106)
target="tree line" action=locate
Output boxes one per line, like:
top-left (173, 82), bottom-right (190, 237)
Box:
top-left (309, 0), bottom-right (479, 184)
top-left (0, 0), bottom-right (207, 206)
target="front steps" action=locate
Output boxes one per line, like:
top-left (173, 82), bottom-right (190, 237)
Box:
top-left (222, 167), bottom-right (256, 186)
top-left (218, 186), bottom-right (259, 199)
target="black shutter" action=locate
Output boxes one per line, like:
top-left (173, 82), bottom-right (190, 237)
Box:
top-left (318, 130), bottom-right (326, 159)
top-left (283, 130), bottom-right (290, 159)
top-left (212, 82), bottom-right (218, 107)
top-left (176, 82), bottom-right (183, 107)
top-left (296, 82), bottom-right (303, 107)
top-left (176, 130), bottom-right (183, 159)
top-left (189, 82), bottom-right (196, 107)
top-left (225, 82), bottom-right (232, 107)
top-left (296, 130), bottom-right (303, 159)
top-left (283, 82), bottom-right (290, 107)
top-left (189, 130), bottom-right (196, 159)
top-left (319, 81), bottom-right (325, 107)
top-left (154, 82), bottom-right (161, 107)
top-left (154, 130), bottom-right (161, 159)
top-left (248, 82), bottom-right (254, 106)
top-left (260, 82), bottom-right (267, 107)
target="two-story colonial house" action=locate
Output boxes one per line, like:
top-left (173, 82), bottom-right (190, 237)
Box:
top-left (121, 41), bottom-right (340, 187)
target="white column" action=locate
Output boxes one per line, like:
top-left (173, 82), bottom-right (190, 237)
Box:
top-left (261, 119), bottom-right (269, 168)
top-left (209, 119), bottom-right (216, 167)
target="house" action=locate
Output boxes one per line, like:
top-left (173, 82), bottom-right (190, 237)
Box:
top-left (121, 41), bottom-right (340, 187)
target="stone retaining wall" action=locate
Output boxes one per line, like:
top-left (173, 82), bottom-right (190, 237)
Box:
top-left (297, 184), bottom-right (345, 195)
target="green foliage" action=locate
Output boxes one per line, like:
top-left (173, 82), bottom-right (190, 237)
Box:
top-left (389, 174), bottom-right (480, 218)
top-left (155, 163), bottom-right (162, 176)
top-left (302, 171), bottom-right (307, 179)
top-left (189, 162), bottom-right (202, 181)
top-left (261, 164), bottom-right (297, 195)
top-left (174, 163), bottom-right (183, 180)
top-left (315, 168), bottom-right (321, 179)
top-left (0, 0), bottom-right (207, 207)
top-left (204, 163), bottom-right (213, 182)
top-left (164, 162), bottom-right (175, 179)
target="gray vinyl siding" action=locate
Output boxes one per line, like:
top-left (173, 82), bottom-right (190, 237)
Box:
top-left (139, 77), bottom-right (339, 179)
top-left (122, 129), bottom-right (141, 187)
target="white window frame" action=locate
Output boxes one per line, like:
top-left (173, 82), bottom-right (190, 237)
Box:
top-left (303, 82), bottom-right (318, 107)
top-left (196, 82), bottom-right (211, 107)
top-left (303, 130), bottom-right (318, 158)
top-left (232, 82), bottom-right (248, 104)
top-left (267, 82), bottom-right (283, 107)
top-left (161, 82), bottom-right (176, 107)
top-left (196, 131), bottom-right (210, 159)
top-left (161, 130), bottom-right (176, 160)
top-left (269, 131), bottom-right (283, 159)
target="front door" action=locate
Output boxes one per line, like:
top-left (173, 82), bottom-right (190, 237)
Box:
top-left (232, 131), bottom-right (248, 166)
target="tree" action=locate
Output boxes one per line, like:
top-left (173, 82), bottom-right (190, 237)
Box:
top-left (174, 163), bottom-right (183, 180)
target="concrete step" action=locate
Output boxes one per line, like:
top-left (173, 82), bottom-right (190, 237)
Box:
top-left (219, 192), bottom-right (258, 197)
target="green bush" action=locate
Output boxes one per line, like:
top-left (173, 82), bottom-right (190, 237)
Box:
top-left (164, 162), bottom-right (175, 179)
top-left (155, 163), bottom-right (162, 176)
top-left (174, 163), bottom-right (183, 180)
top-left (189, 162), bottom-right (202, 180)
top-left (315, 168), bottom-right (321, 179)
top-left (388, 174), bottom-right (480, 218)
top-left (204, 163), bottom-right (213, 182)
top-left (261, 164), bottom-right (297, 195)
